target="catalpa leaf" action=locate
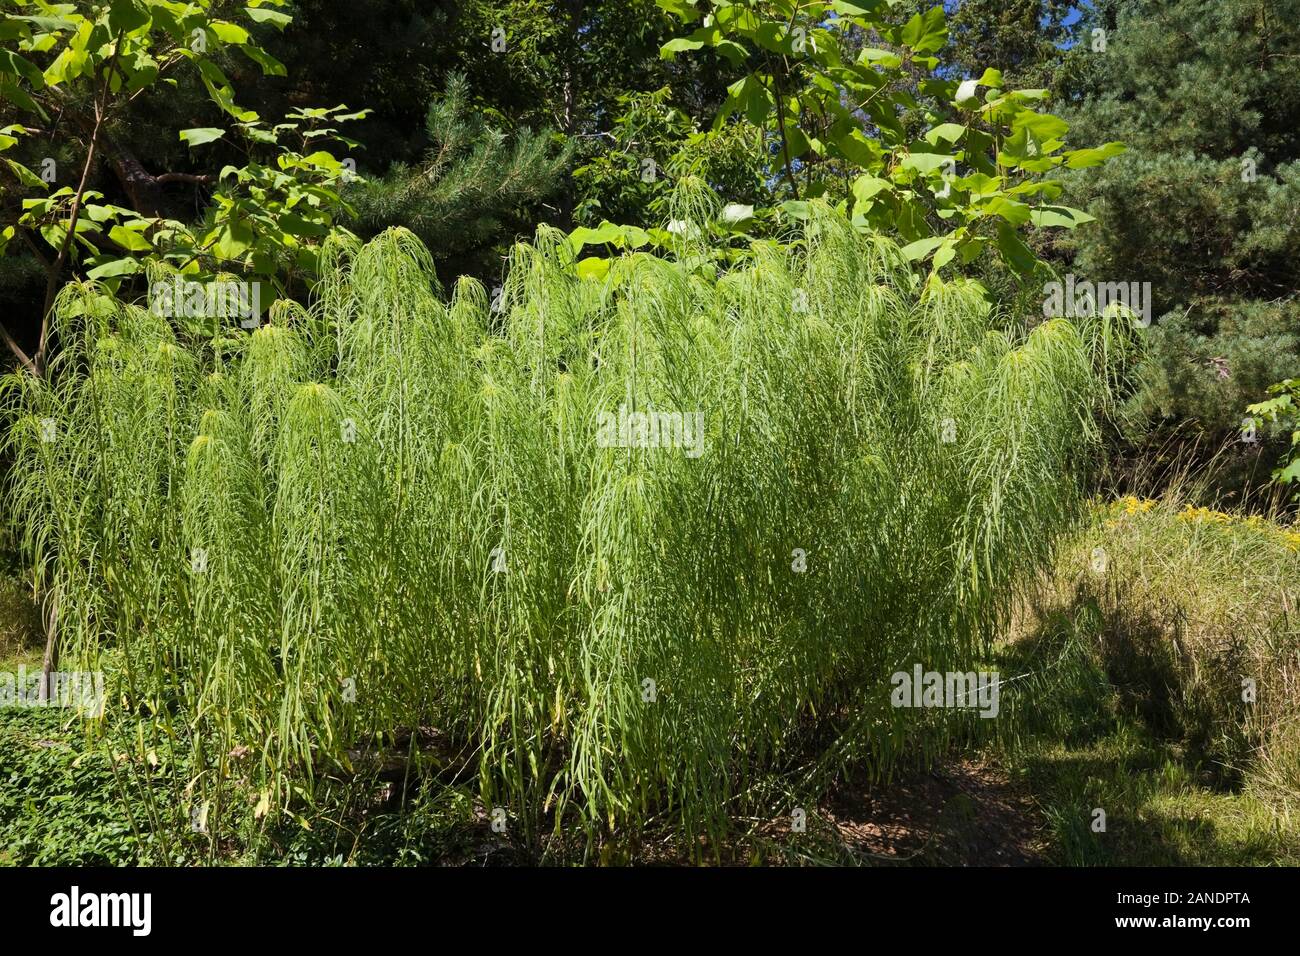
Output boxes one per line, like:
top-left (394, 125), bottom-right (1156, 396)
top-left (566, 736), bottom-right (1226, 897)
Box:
top-left (180, 127), bottom-right (226, 147)
top-left (208, 21), bottom-right (251, 45)
top-left (1029, 205), bottom-right (1095, 229)
top-left (982, 196), bottom-right (1031, 225)
top-left (995, 221), bottom-right (1037, 275)
top-left (899, 7), bottom-right (946, 54)
top-left (575, 256), bottom-right (611, 282)
top-left (851, 174), bottom-right (890, 204)
top-left (925, 123), bottom-right (965, 145)
top-left (900, 235), bottom-right (947, 261)
top-left (719, 203), bottom-right (754, 226)
top-left (900, 152), bottom-right (954, 175)
top-left (1064, 142), bottom-right (1127, 169)
top-left (108, 224), bottom-right (152, 251)
top-left (108, 0), bottom-right (151, 34)
top-left (86, 255), bottom-right (142, 279)
top-left (245, 7), bottom-right (292, 29)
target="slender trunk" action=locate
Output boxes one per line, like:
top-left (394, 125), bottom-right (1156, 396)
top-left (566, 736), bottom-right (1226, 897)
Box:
top-left (35, 112), bottom-right (103, 376)
top-left (555, 72), bottom-right (576, 230)
top-left (552, 0), bottom-right (582, 231)
top-left (38, 584), bottom-right (59, 703)
top-left (35, 30), bottom-right (124, 377)
top-left (769, 67), bottom-right (800, 199)
top-left (0, 322), bottom-right (36, 374)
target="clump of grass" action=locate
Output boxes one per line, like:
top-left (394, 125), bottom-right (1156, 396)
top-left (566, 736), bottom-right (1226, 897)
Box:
top-left (1076, 495), bottom-right (1299, 796)
top-left (1004, 490), bottom-right (1300, 863)
top-left (1, 199), bottom-right (1129, 851)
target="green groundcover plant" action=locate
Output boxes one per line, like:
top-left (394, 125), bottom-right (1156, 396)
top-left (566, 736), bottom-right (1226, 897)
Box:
top-left (1, 189), bottom-right (1138, 848)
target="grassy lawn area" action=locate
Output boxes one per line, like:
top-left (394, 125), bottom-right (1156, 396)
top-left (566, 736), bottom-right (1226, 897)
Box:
top-left (1016, 725), bottom-right (1299, 866)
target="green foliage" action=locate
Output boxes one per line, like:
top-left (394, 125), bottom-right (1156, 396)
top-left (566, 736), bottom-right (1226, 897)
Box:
top-left (1129, 296), bottom-right (1300, 435)
top-left (0, 0), bottom-right (362, 373)
top-left (653, 1), bottom-right (1121, 277)
top-left (15, 109), bottom-right (362, 283)
top-left (1059, 0), bottom-right (1300, 436)
top-left (251, 0), bottom-right (460, 172)
top-left (944, 0), bottom-right (1078, 89)
top-left (1249, 377), bottom-right (1300, 494)
top-left (0, 707), bottom-right (147, 866)
top-left (0, 569), bottom-right (39, 668)
top-left (451, 0), bottom-right (686, 134)
top-left (1, 194), bottom-right (1130, 847)
top-left (572, 86), bottom-right (765, 229)
top-left (348, 73), bottom-right (571, 279)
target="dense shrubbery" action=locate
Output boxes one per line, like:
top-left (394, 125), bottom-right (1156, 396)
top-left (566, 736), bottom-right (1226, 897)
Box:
top-left (2, 0), bottom-right (1293, 870)
top-left (0, 195), bottom-right (1134, 847)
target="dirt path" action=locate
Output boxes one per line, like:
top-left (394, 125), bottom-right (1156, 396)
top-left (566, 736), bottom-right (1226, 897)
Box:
top-left (822, 758), bottom-right (1050, 865)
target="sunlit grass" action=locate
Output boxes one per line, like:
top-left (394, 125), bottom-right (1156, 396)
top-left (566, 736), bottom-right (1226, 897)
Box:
top-left (1, 199), bottom-right (1130, 854)
top-left (1004, 494), bottom-right (1300, 864)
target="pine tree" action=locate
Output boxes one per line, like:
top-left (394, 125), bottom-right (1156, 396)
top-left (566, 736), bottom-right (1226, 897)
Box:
top-left (1060, 0), bottom-right (1300, 432)
top-left (944, 0), bottom-right (1078, 88)
top-left (348, 73), bottom-right (572, 280)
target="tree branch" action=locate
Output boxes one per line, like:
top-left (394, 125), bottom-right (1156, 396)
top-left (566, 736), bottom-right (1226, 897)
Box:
top-left (0, 321), bottom-right (37, 374)
top-left (154, 172), bottom-right (215, 186)
top-left (34, 29), bottom-right (124, 377)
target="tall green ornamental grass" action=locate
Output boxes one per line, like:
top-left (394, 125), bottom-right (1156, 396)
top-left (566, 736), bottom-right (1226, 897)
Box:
top-left (1, 197), bottom-right (1135, 849)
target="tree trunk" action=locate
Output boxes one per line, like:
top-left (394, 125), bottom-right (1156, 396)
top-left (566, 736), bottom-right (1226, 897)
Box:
top-left (97, 129), bottom-right (166, 218)
top-left (38, 584), bottom-right (59, 704)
